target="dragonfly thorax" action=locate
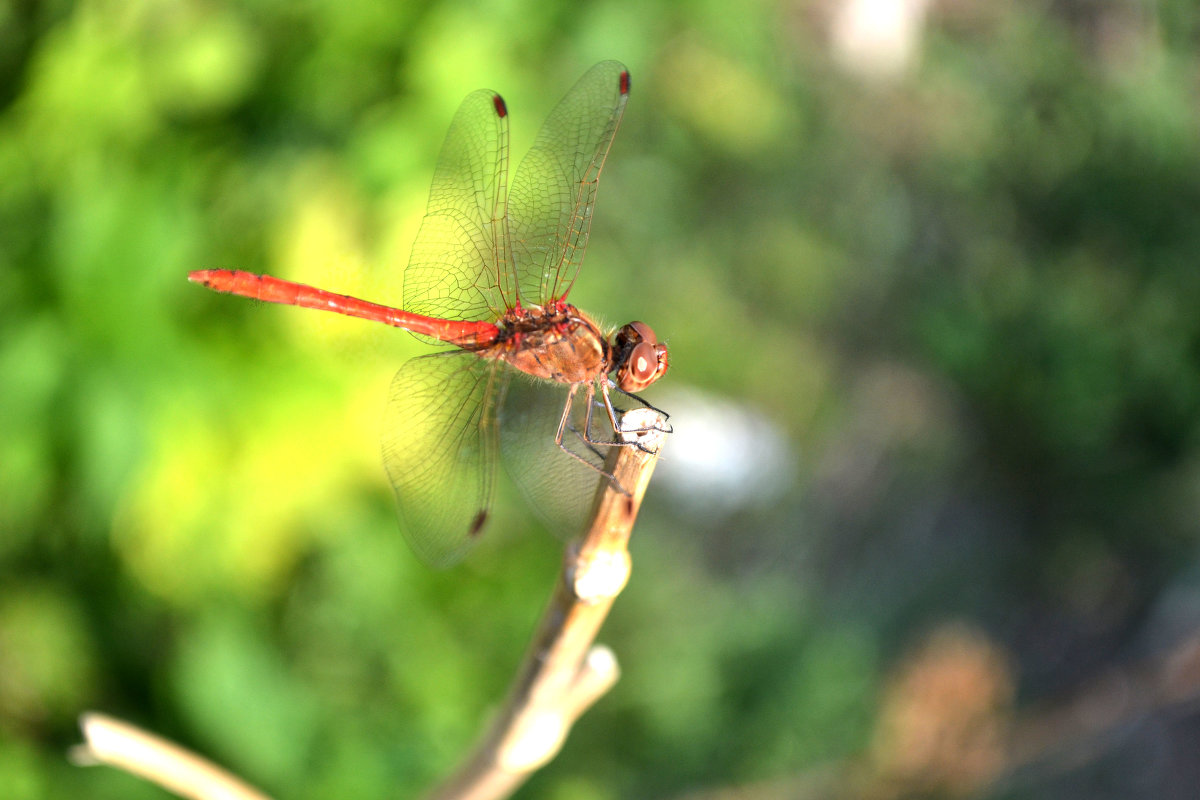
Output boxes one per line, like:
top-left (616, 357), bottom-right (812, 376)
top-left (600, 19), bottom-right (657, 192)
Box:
top-left (492, 304), bottom-right (609, 385)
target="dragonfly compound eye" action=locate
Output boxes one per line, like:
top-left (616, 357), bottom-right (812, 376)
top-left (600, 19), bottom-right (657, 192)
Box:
top-left (617, 340), bottom-right (668, 392)
top-left (631, 342), bottom-right (657, 381)
top-left (629, 321), bottom-right (657, 344)
top-left (616, 320), bottom-right (656, 351)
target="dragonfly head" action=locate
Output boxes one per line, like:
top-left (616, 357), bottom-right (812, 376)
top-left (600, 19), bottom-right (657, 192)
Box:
top-left (611, 321), bottom-right (669, 393)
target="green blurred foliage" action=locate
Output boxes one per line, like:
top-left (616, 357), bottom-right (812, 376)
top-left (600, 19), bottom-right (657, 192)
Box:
top-left (3, 0), bottom-right (1200, 797)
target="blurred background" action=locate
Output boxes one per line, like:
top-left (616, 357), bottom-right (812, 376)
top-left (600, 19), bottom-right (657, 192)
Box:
top-left (3, 0), bottom-right (1200, 797)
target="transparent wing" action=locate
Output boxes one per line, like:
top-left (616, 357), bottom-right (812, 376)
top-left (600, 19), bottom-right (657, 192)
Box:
top-left (508, 60), bottom-right (630, 307)
top-left (404, 89), bottom-right (515, 326)
top-left (499, 375), bottom-right (610, 542)
top-left (382, 352), bottom-right (508, 567)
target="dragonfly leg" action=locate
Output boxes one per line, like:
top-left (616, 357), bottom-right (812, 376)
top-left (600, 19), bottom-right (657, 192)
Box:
top-left (572, 382), bottom-right (664, 456)
top-left (587, 386), bottom-right (671, 436)
top-left (556, 384), bottom-right (604, 460)
top-left (566, 422), bottom-right (607, 461)
top-left (610, 384), bottom-right (673, 433)
top-left (554, 383), bottom-right (631, 496)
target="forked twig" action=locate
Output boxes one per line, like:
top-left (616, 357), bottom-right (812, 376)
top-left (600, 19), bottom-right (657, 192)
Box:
top-left (423, 406), bottom-right (668, 800)
top-left (73, 407), bottom-right (667, 800)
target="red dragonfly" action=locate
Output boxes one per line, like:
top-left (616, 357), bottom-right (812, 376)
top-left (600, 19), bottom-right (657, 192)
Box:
top-left (190, 61), bottom-right (669, 566)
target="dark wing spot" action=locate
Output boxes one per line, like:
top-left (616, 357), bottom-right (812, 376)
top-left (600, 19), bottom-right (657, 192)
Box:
top-left (619, 70), bottom-right (631, 96)
top-left (469, 510), bottom-right (489, 538)
top-left (492, 94), bottom-right (507, 118)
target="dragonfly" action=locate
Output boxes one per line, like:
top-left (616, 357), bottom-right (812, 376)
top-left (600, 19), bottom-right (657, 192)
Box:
top-left (189, 60), bottom-right (670, 566)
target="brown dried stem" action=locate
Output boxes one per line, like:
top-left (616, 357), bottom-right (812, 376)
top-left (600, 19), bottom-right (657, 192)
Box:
top-left (423, 406), bottom-right (669, 800)
top-left (74, 407), bottom-right (666, 800)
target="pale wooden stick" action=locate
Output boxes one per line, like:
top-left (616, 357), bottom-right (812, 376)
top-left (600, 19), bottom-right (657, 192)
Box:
top-left (424, 407), bottom-right (669, 800)
top-left (74, 407), bottom-right (665, 800)
top-left (73, 712), bottom-right (273, 800)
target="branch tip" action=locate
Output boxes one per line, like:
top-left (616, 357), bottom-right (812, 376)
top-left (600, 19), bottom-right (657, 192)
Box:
top-left (498, 710), bottom-right (568, 772)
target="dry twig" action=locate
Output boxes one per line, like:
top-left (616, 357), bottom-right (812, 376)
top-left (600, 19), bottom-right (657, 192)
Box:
top-left (424, 406), bottom-right (668, 800)
top-left (75, 406), bottom-right (667, 800)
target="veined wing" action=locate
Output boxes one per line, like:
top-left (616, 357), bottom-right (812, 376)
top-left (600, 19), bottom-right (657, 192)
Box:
top-left (508, 60), bottom-right (630, 307)
top-left (382, 352), bottom-right (508, 567)
top-left (404, 89), bottom-right (515, 326)
top-left (499, 375), bottom-right (609, 543)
